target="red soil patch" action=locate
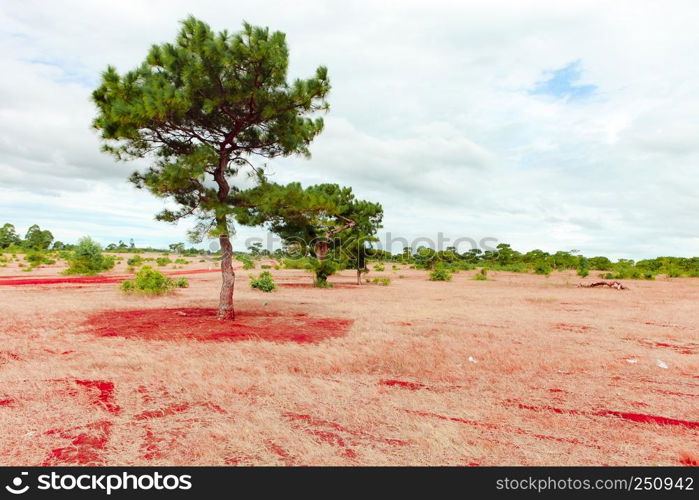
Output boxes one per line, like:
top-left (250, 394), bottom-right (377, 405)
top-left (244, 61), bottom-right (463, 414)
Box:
top-left (135, 402), bottom-right (191, 421)
top-left (85, 307), bottom-right (353, 344)
top-left (265, 441), bottom-right (296, 465)
top-left (515, 403), bottom-right (699, 429)
top-left (652, 389), bottom-right (699, 398)
top-left (680, 451), bottom-right (699, 466)
top-left (139, 427), bottom-right (187, 461)
top-left (44, 420), bottom-right (112, 465)
top-left (553, 322), bottom-right (592, 333)
top-left (0, 351), bottom-right (21, 363)
top-left (0, 269), bottom-right (216, 287)
top-left (380, 379), bottom-right (427, 390)
top-left (0, 276), bottom-right (124, 286)
top-left (652, 342), bottom-right (695, 355)
top-left (166, 269), bottom-right (221, 276)
top-left (629, 337), bottom-right (697, 354)
top-left (75, 380), bottom-right (121, 415)
top-left (0, 398), bottom-right (14, 407)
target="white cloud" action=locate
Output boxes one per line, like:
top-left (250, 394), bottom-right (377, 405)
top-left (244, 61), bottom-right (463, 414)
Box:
top-left (0, 0), bottom-right (698, 258)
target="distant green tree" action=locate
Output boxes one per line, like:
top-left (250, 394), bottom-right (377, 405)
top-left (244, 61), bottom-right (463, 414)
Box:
top-left (235, 182), bottom-right (382, 286)
top-left (169, 243), bottom-right (186, 254)
top-left (23, 224), bottom-right (54, 250)
top-left (92, 16), bottom-right (330, 318)
top-left (0, 223), bottom-right (22, 248)
top-left (64, 237), bottom-right (115, 275)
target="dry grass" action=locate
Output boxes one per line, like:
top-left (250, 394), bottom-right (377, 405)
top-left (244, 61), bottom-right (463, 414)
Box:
top-left (0, 254), bottom-right (697, 465)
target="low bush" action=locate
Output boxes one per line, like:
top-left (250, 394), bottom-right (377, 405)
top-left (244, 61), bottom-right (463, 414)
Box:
top-left (127, 255), bottom-right (144, 266)
top-left (260, 264), bottom-right (272, 269)
top-left (249, 271), bottom-right (276, 292)
top-left (310, 259), bottom-right (338, 287)
top-left (373, 263), bottom-right (385, 272)
top-left (473, 268), bottom-right (488, 280)
top-left (534, 262), bottom-right (552, 276)
top-left (371, 277), bottom-right (391, 286)
top-left (25, 251), bottom-right (55, 266)
top-left (429, 266), bottom-right (452, 281)
top-left (155, 257), bottom-right (172, 266)
top-left (239, 255), bottom-right (255, 270)
top-left (120, 266), bottom-right (187, 295)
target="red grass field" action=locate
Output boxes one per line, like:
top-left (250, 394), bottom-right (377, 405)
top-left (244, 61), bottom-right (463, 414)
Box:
top-left (0, 253), bottom-right (697, 465)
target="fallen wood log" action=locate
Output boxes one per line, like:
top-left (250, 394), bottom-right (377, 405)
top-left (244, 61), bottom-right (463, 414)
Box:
top-left (578, 280), bottom-right (628, 290)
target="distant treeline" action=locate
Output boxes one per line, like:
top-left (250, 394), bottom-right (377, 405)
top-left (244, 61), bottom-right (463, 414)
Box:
top-left (3, 223), bottom-right (697, 279)
top-left (247, 241), bottom-right (699, 279)
top-left (0, 223), bottom-right (208, 256)
top-left (360, 243), bottom-right (699, 279)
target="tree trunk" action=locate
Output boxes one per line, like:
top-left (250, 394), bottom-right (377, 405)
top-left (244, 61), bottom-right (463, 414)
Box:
top-left (218, 233), bottom-right (235, 319)
top-left (213, 150), bottom-right (233, 319)
top-left (357, 268), bottom-right (361, 285)
top-left (315, 240), bottom-right (329, 261)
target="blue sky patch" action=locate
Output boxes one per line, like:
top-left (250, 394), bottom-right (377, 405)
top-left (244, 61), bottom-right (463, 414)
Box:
top-left (530, 60), bottom-right (596, 101)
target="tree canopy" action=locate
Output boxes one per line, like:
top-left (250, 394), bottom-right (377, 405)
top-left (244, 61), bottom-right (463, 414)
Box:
top-left (92, 16), bottom-right (330, 317)
top-left (234, 182), bottom-right (383, 285)
top-left (23, 224), bottom-right (54, 250)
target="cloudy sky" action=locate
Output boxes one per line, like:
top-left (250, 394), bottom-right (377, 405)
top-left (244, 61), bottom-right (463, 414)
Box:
top-left (1, 0), bottom-right (698, 259)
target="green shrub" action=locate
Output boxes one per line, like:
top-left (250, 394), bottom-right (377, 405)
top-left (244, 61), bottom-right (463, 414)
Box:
top-left (666, 267), bottom-right (681, 278)
top-left (283, 257), bottom-right (312, 269)
top-left (473, 268), bottom-right (488, 280)
top-left (260, 264), bottom-right (272, 269)
top-left (249, 271), bottom-right (276, 292)
top-left (64, 237), bottom-right (115, 275)
top-left (155, 257), bottom-right (172, 266)
top-left (373, 263), bottom-right (385, 272)
top-left (174, 258), bottom-right (188, 265)
top-left (534, 262), bottom-right (552, 276)
top-left (173, 277), bottom-right (189, 288)
top-left (25, 252), bottom-right (55, 266)
top-left (120, 266), bottom-right (185, 295)
top-left (310, 259), bottom-right (338, 287)
top-left (429, 266), bottom-right (452, 281)
top-left (239, 255), bottom-right (255, 270)
top-left (371, 277), bottom-right (391, 286)
top-left (127, 255), bottom-right (144, 266)
top-left (274, 264), bottom-right (281, 270)
top-left (392, 264), bottom-right (399, 271)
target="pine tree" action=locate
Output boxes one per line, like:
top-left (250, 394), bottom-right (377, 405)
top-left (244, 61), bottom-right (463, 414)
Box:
top-left (235, 182), bottom-right (382, 286)
top-left (92, 17), bottom-right (330, 318)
